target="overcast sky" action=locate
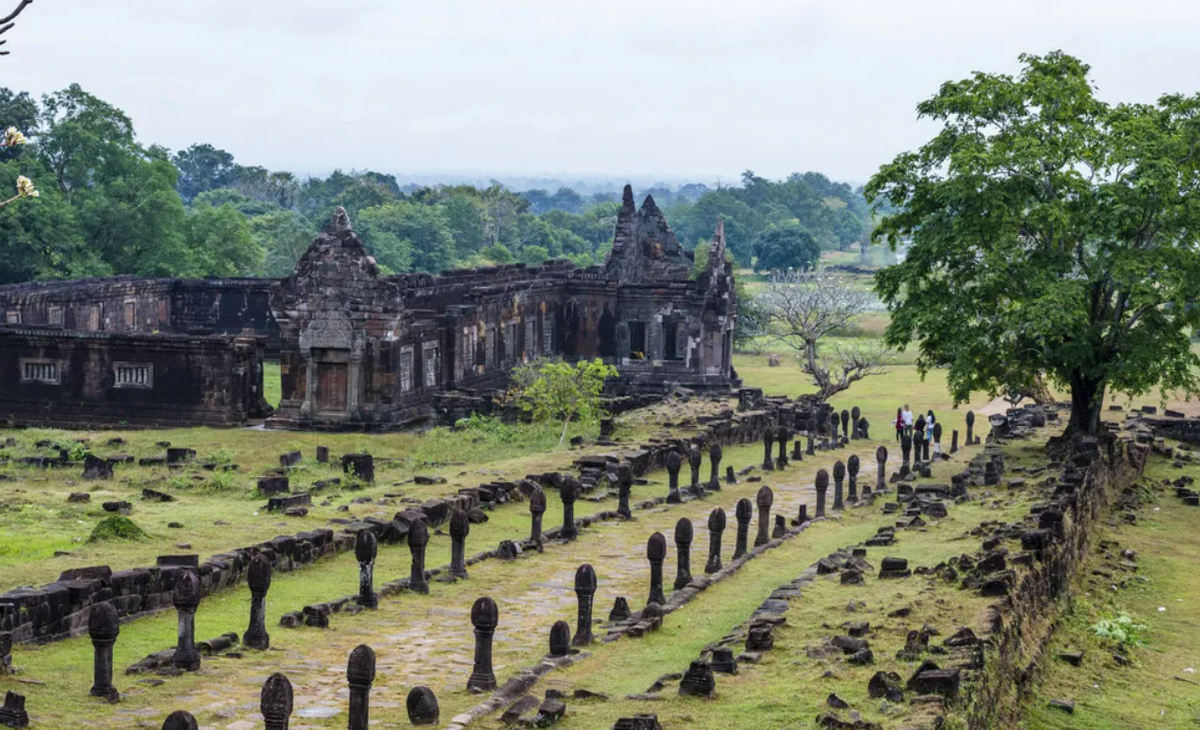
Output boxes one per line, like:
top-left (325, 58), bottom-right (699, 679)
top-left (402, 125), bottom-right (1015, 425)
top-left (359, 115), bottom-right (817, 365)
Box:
top-left (4, 0), bottom-right (1199, 185)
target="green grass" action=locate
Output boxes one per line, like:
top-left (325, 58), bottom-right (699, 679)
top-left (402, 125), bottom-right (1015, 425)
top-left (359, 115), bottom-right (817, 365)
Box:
top-left (264, 360), bottom-right (281, 408)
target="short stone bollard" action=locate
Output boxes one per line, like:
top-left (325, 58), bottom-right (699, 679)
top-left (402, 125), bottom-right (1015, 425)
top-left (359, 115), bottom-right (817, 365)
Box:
top-left (407, 686), bottom-right (439, 726)
top-left (848, 455), bottom-right (860, 503)
top-left (548, 620), bottom-right (571, 657)
top-left (449, 508), bottom-right (470, 579)
top-left (951, 429), bottom-right (959, 454)
top-left (573, 564), bottom-right (597, 646)
top-left (560, 477), bottom-right (579, 539)
top-left (87, 602), bottom-right (120, 703)
top-left (815, 469), bottom-right (829, 518)
top-left (688, 444), bottom-right (703, 496)
top-left (172, 570), bottom-right (201, 672)
top-left (162, 710), bottom-right (199, 730)
top-left (609, 597), bottom-right (631, 622)
top-left (776, 425), bottom-right (789, 469)
top-left (0, 691), bottom-right (28, 729)
top-left (761, 429), bottom-right (776, 471)
top-left (673, 518), bottom-right (693, 590)
top-left (754, 486), bottom-right (774, 547)
top-left (725, 465), bottom-right (737, 485)
top-left (733, 498), bottom-right (752, 559)
top-left (347, 644), bottom-right (375, 730)
top-left (244, 553), bottom-right (272, 650)
top-left (833, 460), bottom-right (846, 511)
top-left (875, 446), bottom-right (888, 494)
top-left (647, 533), bottom-right (667, 606)
top-left (260, 673), bottom-right (294, 730)
top-left (356, 531), bottom-right (378, 608)
top-left (529, 486), bottom-right (546, 547)
top-left (468, 597), bottom-right (499, 692)
top-left (408, 520), bottom-right (429, 594)
top-left (617, 464), bottom-right (634, 519)
top-left (708, 443), bottom-right (723, 491)
top-left (666, 450), bottom-right (683, 504)
top-left (316, 445), bottom-right (329, 463)
top-left (705, 507), bottom-right (726, 574)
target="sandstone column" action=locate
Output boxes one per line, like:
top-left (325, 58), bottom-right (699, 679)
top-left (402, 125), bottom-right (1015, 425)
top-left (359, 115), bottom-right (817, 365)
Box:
top-left (87, 602), bottom-right (120, 703)
top-left (673, 518), bottom-right (693, 590)
top-left (355, 531), bottom-right (378, 609)
top-left (346, 644), bottom-right (375, 730)
top-left (733, 498), bottom-right (752, 559)
top-left (243, 554), bottom-right (272, 650)
top-left (815, 469), bottom-right (829, 518)
top-left (449, 509), bottom-right (470, 580)
top-left (261, 673), bottom-right (293, 730)
top-left (467, 597), bottom-right (498, 692)
top-left (172, 570), bottom-right (201, 672)
top-left (666, 450), bottom-right (682, 504)
top-left (646, 532), bottom-right (667, 605)
top-left (408, 520), bottom-right (429, 594)
top-left (754, 486), bottom-right (774, 547)
top-left (833, 460), bottom-right (846, 511)
top-left (560, 477), bottom-right (578, 539)
top-left (705, 508), bottom-right (725, 574)
top-left (573, 564), bottom-right (597, 646)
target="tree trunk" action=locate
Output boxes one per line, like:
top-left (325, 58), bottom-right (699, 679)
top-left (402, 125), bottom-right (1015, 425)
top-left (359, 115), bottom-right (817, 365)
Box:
top-left (1067, 372), bottom-right (1105, 435)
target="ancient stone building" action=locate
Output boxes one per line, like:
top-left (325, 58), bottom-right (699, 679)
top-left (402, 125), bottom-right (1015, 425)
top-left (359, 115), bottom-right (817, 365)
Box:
top-left (0, 186), bottom-right (737, 430)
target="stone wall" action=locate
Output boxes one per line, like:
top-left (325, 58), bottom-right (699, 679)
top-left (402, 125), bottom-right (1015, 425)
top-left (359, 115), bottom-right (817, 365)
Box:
top-left (0, 277), bottom-right (279, 353)
top-left (964, 427), bottom-right (1148, 727)
top-left (0, 328), bottom-right (270, 428)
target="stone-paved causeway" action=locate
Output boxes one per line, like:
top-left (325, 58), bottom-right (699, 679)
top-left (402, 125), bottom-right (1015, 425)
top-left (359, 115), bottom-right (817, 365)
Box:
top-left (0, 394), bottom-right (1179, 729)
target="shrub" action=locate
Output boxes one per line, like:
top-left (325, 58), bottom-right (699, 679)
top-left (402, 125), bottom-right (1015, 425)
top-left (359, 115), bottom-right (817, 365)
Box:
top-left (1090, 612), bottom-right (1147, 651)
top-left (88, 516), bottom-right (148, 542)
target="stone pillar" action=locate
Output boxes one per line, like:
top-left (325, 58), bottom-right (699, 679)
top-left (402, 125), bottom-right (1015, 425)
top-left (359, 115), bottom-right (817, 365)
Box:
top-left (797, 503), bottom-right (808, 524)
top-left (754, 486), bottom-right (774, 547)
top-left (162, 711), bottom-right (199, 730)
top-left (966, 411), bottom-right (975, 446)
top-left (859, 417), bottom-right (870, 439)
top-left (172, 570), bottom-right (201, 672)
top-left (792, 439), bottom-right (803, 462)
top-left (529, 486), bottom-right (546, 547)
top-left (617, 465), bottom-right (634, 518)
top-left (646, 532), bottom-right (667, 606)
top-left (355, 531), bottom-right (378, 608)
top-left (0, 632), bottom-right (10, 676)
top-left (406, 686), bottom-right (439, 726)
top-left (87, 602), bottom-right (120, 703)
top-left (707, 444), bottom-right (722, 491)
top-left (725, 465), bottom-right (736, 485)
top-left (901, 432), bottom-right (912, 468)
top-left (408, 520), bottom-right (429, 594)
top-left (346, 644), bottom-right (375, 730)
top-left (673, 519), bottom-right (693, 590)
top-left (772, 514), bottom-right (786, 538)
top-left (829, 410), bottom-right (839, 442)
top-left (815, 469), bottom-right (829, 518)
top-left (806, 418), bottom-right (817, 455)
top-left (573, 564), bottom-right (596, 646)
top-left (847, 455), bottom-right (860, 503)
top-left (761, 429), bottom-right (775, 471)
top-left (832, 460), bottom-right (846, 511)
top-left (548, 620), bottom-right (571, 657)
top-left (705, 508), bottom-right (725, 574)
top-left (933, 423), bottom-right (943, 459)
top-left (688, 445), bottom-right (703, 496)
top-left (449, 509), bottom-right (470, 580)
top-left (875, 446), bottom-right (887, 494)
top-left (468, 597), bottom-right (498, 692)
top-left (261, 673), bottom-right (293, 730)
top-left (851, 406), bottom-right (861, 438)
top-left (316, 445), bottom-right (329, 463)
top-left (560, 477), bottom-right (578, 539)
top-left (733, 498), bottom-right (752, 559)
top-left (922, 431), bottom-right (931, 462)
top-left (951, 429), bottom-right (959, 454)
top-left (244, 554), bottom-right (272, 650)
top-left (773, 425), bottom-right (786, 469)
top-left (666, 450), bottom-right (682, 504)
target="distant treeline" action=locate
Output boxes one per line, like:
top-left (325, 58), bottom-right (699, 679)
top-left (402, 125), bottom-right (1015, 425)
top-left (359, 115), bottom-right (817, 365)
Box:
top-left (0, 84), bottom-right (874, 285)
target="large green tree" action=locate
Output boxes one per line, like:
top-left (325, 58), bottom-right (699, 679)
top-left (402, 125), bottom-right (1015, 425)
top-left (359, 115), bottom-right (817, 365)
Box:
top-left (751, 220), bottom-right (820, 272)
top-left (866, 52), bottom-right (1200, 434)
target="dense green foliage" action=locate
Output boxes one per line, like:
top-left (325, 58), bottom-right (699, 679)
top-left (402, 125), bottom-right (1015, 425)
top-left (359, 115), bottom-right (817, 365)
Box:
top-left (0, 83), bottom-right (871, 284)
top-left (509, 358), bottom-right (618, 445)
top-left (88, 516), bottom-right (147, 542)
top-left (751, 220), bottom-right (821, 272)
top-left (866, 52), bottom-right (1200, 433)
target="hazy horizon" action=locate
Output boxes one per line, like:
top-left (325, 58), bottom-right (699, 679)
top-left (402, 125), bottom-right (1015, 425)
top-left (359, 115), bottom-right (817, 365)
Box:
top-left (5, 0), bottom-right (1200, 186)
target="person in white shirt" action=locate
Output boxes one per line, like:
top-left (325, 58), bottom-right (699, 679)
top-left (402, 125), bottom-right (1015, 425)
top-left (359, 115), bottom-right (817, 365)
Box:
top-left (901, 405), bottom-right (914, 438)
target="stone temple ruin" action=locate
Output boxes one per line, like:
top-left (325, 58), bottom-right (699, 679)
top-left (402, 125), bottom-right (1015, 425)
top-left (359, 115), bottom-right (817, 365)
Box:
top-left (0, 186), bottom-right (738, 429)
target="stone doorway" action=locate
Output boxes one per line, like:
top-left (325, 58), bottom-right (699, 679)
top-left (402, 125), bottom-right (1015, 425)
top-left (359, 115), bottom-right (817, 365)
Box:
top-left (315, 355), bottom-right (349, 414)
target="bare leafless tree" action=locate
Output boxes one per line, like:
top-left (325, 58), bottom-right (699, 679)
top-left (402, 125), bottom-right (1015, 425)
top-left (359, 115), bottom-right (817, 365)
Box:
top-left (757, 270), bottom-right (891, 401)
top-left (0, 1), bottom-right (33, 56)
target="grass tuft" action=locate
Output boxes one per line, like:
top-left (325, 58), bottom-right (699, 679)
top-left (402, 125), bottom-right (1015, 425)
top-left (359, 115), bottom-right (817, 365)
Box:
top-left (88, 516), bottom-right (148, 543)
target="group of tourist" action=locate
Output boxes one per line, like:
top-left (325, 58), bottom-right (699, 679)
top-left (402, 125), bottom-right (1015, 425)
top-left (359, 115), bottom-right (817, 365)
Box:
top-left (894, 404), bottom-right (938, 450)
